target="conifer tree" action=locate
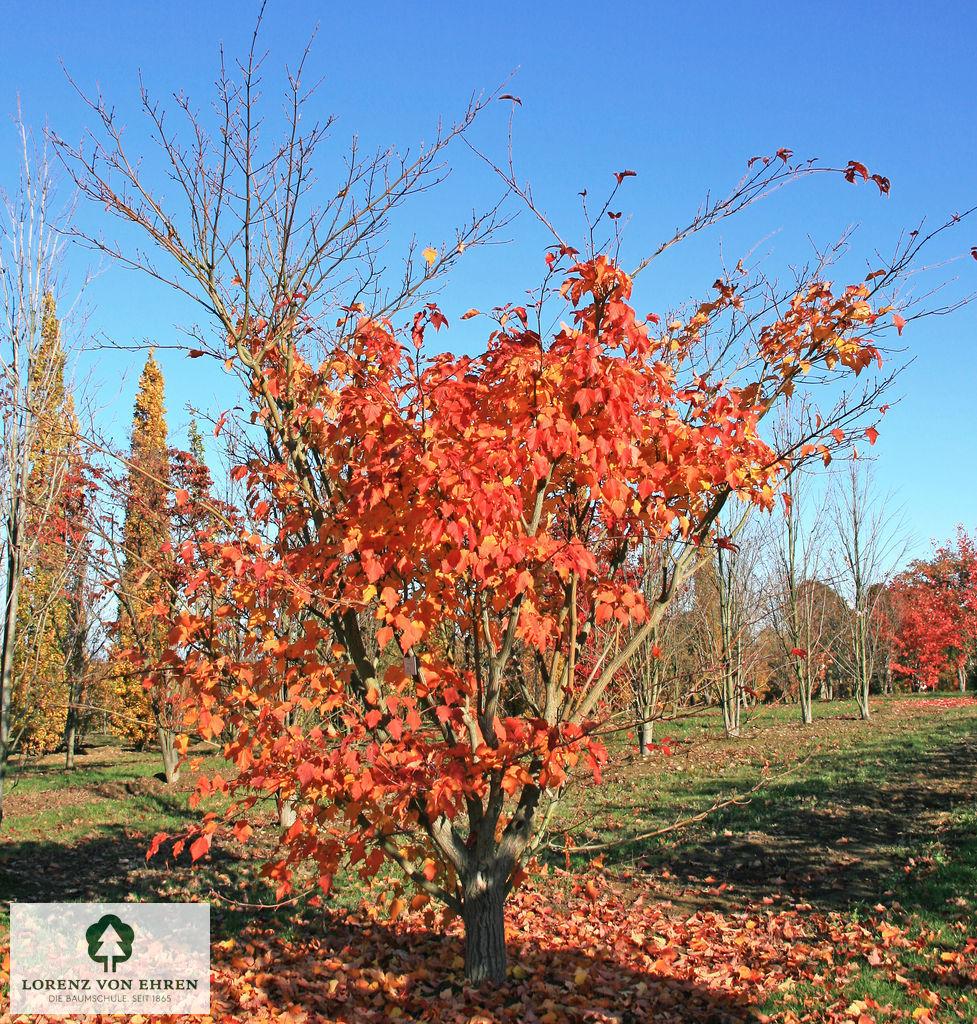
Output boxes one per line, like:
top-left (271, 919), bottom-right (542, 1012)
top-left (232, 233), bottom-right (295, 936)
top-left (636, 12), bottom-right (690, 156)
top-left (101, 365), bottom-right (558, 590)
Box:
top-left (12, 293), bottom-right (89, 755)
top-left (113, 350), bottom-right (170, 749)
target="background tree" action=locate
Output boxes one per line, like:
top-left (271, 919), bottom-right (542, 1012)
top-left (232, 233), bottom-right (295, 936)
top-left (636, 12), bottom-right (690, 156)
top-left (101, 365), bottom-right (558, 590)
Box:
top-left (11, 293), bottom-right (91, 757)
top-left (764, 442), bottom-right (835, 724)
top-left (891, 527), bottom-right (977, 691)
top-left (687, 508), bottom-right (765, 738)
top-left (112, 351), bottom-right (173, 757)
top-left (830, 463), bottom-right (906, 719)
top-left (0, 118), bottom-right (84, 828)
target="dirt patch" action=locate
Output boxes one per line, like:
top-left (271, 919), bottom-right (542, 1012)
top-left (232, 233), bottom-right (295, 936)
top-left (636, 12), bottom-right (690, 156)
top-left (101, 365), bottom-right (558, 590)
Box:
top-left (2, 784), bottom-right (111, 820)
top-left (93, 777), bottom-right (172, 800)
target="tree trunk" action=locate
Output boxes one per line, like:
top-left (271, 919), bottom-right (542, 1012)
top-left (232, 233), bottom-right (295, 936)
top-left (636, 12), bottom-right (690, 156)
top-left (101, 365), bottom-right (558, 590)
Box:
top-left (64, 587), bottom-right (89, 771)
top-left (278, 794), bottom-right (297, 828)
top-left (638, 717), bottom-right (655, 757)
top-left (64, 675), bottom-right (83, 770)
top-left (856, 686), bottom-right (870, 721)
top-left (0, 534), bottom-right (24, 832)
top-left (64, 707), bottom-right (77, 770)
top-left (958, 664), bottom-right (967, 693)
top-left (158, 725), bottom-right (180, 784)
top-left (721, 668), bottom-right (741, 737)
top-left (461, 866), bottom-right (508, 984)
top-left (799, 690), bottom-right (813, 725)
top-left (798, 664), bottom-right (814, 725)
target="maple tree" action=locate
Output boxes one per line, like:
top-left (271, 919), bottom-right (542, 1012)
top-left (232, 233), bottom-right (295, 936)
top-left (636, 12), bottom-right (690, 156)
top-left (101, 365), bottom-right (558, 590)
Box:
top-left (147, 243), bottom-right (903, 982)
top-left (55, 30), bottom-right (977, 981)
top-left (891, 527), bottom-right (977, 691)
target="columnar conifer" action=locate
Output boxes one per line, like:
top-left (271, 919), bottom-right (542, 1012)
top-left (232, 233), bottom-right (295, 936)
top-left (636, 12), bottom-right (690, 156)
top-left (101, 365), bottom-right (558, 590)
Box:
top-left (12, 294), bottom-right (87, 754)
top-left (113, 351), bottom-right (170, 748)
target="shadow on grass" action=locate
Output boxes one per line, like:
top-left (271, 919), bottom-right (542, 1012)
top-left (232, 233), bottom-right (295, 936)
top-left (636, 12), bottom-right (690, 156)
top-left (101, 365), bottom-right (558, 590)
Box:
top-left (0, 812), bottom-right (351, 944)
top-left (0, 825), bottom-right (233, 905)
top-left (582, 730), bottom-right (976, 917)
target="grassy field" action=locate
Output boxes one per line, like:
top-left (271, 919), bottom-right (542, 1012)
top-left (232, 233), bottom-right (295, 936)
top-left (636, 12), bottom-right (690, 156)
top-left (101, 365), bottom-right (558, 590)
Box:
top-left (1, 693), bottom-right (975, 1022)
top-left (552, 695), bottom-right (977, 1021)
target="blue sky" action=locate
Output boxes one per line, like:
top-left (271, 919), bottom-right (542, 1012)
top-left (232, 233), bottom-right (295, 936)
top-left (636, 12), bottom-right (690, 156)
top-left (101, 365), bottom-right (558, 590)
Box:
top-left (2, 1), bottom-right (974, 568)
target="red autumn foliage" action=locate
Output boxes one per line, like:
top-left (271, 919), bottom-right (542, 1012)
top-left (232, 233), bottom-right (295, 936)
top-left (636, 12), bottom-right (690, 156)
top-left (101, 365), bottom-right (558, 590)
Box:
top-left (891, 528), bottom-right (977, 691)
top-left (147, 248), bottom-right (890, 981)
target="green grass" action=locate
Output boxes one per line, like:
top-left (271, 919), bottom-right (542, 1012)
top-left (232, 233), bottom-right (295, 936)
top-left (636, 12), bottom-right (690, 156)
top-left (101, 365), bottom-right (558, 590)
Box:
top-left (0, 736), bottom-right (394, 946)
top-left (553, 697), bottom-right (975, 861)
top-left (766, 808), bottom-right (977, 1021)
top-left (2, 697), bottom-right (975, 1020)
top-left (556, 695), bottom-right (976, 1022)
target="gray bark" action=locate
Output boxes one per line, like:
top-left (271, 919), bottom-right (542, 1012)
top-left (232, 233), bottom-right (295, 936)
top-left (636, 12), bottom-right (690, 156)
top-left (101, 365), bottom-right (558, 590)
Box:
top-left (157, 724), bottom-right (181, 785)
top-left (461, 862), bottom-right (508, 984)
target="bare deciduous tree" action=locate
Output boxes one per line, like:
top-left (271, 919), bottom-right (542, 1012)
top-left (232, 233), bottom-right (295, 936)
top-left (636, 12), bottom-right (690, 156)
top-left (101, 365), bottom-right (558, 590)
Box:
top-left (0, 117), bottom-right (84, 826)
top-left (830, 462), bottom-right (906, 720)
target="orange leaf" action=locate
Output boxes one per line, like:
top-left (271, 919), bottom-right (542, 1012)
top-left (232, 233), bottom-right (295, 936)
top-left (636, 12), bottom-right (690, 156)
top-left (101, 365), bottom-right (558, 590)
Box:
top-left (893, 313), bottom-right (906, 335)
top-left (422, 247), bottom-right (437, 267)
top-left (190, 835), bottom-right (211, 861)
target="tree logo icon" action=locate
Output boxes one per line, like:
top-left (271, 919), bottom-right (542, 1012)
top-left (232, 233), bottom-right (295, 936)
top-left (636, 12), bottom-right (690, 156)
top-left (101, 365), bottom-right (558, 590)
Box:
top-left (85, 914), bottom-right (135, 972)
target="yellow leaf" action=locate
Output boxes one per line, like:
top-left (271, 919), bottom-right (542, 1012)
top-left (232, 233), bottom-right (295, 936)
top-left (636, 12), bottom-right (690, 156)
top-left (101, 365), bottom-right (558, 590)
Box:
top-left (422, 247), bottom-right (437, 266)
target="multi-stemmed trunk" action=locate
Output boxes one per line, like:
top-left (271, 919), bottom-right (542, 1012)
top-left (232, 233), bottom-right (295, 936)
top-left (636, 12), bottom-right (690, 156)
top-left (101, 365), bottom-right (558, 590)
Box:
top-left (635, 642), bottom-right (663, 757)
top-left (157, 724), bottom-right (181, 785)
top-left (720, 660), bottom-right (743, 738)
top-left (423, 780), bottom-right (543, 985)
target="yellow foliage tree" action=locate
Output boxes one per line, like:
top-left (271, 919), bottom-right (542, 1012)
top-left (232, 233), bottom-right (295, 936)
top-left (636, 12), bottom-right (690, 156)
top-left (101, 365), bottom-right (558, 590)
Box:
top-left (113, 350), bottom-right (170, 748)
top-left (11, 294), bottom-right (85, 755)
